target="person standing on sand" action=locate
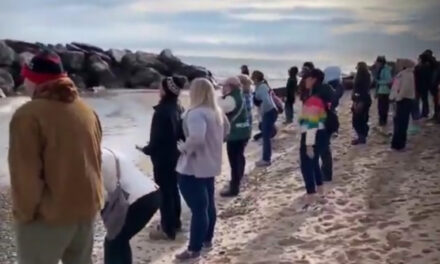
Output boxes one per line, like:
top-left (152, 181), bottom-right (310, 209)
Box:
top-left (415, 53), bottom-right (434, 119)
top-left (252, 70), bottom-right (278, 167)
top-left (137, 76), bottom-right (186, 241)
top-left (219, 77), bottom-right (252, 197)
top-left (175, 78), bottom-right (230, 261)
top-left (9, 50), bottom-right (103, 264)
top-left (351, 62), bottom-right (372, 145)
top-left (238, 74), bottom-right (254, 127)
top-left (241, 65), bottom-right (250, 76)
top-left (375, 56), bottom-right (393, 132)
top-left (102, 148), bottom-right (160, 264)
top-left (299, 69), bottom-right (331, 204)
top-left (285, 66), bottom-right (298, 124)
top-left (390, 61), bottom-right (417, 151)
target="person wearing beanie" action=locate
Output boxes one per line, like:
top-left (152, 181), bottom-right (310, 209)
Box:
top-left (9, 50), bottom-right (103, 264)
top-left (219, 77), bottom-right (251, 197)
top-left (137, 75), bottom-right (186, 241)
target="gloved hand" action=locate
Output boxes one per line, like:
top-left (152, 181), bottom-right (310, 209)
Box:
top-left (306, 146), bottom-right (314, 159)
top-left (177, 140), bottom-right (186, 154)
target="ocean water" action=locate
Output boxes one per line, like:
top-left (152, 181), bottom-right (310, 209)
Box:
top-left (182, 56), bottom-right (354, 88)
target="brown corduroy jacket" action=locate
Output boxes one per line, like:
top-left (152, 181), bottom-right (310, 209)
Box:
top-left (8, 77), bottom-right (103, 224)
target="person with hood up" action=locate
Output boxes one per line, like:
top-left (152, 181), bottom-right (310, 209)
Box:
top-left (374, 56), bottom-right (393, 132)
top-left (390, 60), bottom-right (417, 150)
top-left (137, 76), bottom-right (186, 241)
top-left (9, 50), bottom-right (103, 264)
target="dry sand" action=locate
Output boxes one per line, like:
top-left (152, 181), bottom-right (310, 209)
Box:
top-left (1, 93), bottom-right (440, 264)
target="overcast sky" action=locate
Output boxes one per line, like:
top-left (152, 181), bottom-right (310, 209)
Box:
top-left (1, 0), bottom-right (439, 65)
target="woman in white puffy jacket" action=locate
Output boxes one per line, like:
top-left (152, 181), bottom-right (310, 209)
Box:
top-left (101, 148), bottom-right (160, 264)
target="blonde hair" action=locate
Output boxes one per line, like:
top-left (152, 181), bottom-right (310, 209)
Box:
top-left (189, 78), bottom-right (223, 124)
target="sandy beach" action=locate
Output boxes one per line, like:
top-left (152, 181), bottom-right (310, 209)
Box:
top-left (1, 92), bottom-right (440, 263)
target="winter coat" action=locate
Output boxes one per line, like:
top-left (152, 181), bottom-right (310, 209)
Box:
top-left (8, 77), bottom-right (103, 224)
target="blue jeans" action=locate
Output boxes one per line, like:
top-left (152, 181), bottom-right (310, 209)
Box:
top-left (262, 109), bottom-right (278, 162)
top-left (178, 175), bottom-right (216, 252)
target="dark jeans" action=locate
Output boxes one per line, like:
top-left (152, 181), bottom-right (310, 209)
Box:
top-left (320, 131), bottom-right (333, 182)
top-left (153, 166), bottom-right (181, 239)
top-left (262, 109), bottom-right (278, 162)
top-left (392, 99), bottom-right (413, 150)
top-left (285, 101), bottom-right (294, 122)
top-left (104, 191), bottom-right (160, 264)
top-left (300, 130), bottom-right (325, 194)
top-left (179, 175), bottom-right (216, 252)
top-left (430, 87), bottom-right (440, 119)
top-left (352, 99), bottom-right (371, 139)
top-left (411, 98), bottom-right (421, 121)
top-left (377, 94), bottom-right (390, 126)
top-left (419, 89), bottom-right (430, 118)
top-left (226, 139), bottom-right (249, 194)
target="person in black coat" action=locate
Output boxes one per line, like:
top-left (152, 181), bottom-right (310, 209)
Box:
top-left (285, 66), bottom-right (298, 124)
top-left (415, 53), bottom-right (435, 118)
top-left (137, 76), bottom-right (186, 240)
top-left (351, 62), bottom-right (372, 145)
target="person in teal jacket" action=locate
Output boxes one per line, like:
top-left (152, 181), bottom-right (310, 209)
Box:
top-left (375, 56), bottom-right (393, 128)
top-left (219, 77), bottom-right (252, 197)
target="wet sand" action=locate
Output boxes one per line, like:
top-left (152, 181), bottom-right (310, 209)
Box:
top-left (1, 92), bottom-right (440, 263)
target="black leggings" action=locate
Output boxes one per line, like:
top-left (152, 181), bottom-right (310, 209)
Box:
top-left (377, 94), bottom-right (390, 126)
top-left (226, 139), bottom-right (249, 194)
top-left (352, 99), bottom-right (371, 138)
top-left (391, 99), bottom-right (412, 150)
top-left (104, 191), bottom-right (160, 264)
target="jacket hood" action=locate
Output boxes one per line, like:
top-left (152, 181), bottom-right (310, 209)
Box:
top-left (33, 77), bottom-right (79, 103)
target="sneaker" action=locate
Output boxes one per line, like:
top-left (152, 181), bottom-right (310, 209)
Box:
top-left (149, 228), bottom-right (173, 241)
top-left (203, 241), bottom-right (213, 251)
top-left (220, 189), bottom-right (239, 197)
top-left (175, 250), bottom-right (200, 261)
top-left (351, 138), bottom-right (366, 145)
top-left (255, 160), bottom-right (271, 167)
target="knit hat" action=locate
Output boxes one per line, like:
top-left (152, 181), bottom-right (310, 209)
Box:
top-left (21, 50), bottom-right (67, 85)
top-left (162, 75), bottom-right (186, 97)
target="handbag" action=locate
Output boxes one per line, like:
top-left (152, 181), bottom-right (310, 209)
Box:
top-left (101, 148), bottom-right (130, 240)
top-left (271, 91), bottom-right (284, 114)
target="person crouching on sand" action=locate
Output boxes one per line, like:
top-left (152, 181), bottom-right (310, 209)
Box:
top-left (175, 78), bottom-right (230, 261)
top-left (352, 62), bottom-right (373, 145)
top-left (390, 60), bottom-right (417, 151)
top-left (299, 69), bottom-right (329, 205)
top-left (252, 70), bottom-right (278, 167)
top-left (219, 77), bottom-right (252, 197)
top-left (137, 76), bottom-right (186, 241)
top-left (102, 148), bottom-right (160, 264)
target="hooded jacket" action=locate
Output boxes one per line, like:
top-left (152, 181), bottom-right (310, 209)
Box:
top-left (8, 77), bottom-right (103, 224)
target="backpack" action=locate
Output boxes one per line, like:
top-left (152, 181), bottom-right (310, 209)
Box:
top-left (325, 107), bottom-right (339, 134)
top-left (101, 148), bottom-right (130, 240)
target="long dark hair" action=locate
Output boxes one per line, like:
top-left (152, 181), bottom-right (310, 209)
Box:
top-left (355, 62), bottom-right (371, 87)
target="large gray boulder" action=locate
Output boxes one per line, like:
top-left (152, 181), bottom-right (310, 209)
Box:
top-left (0, 41), bottom-right (16, 66)
top-left (176, 65), bottom-right (210, 81)
top-left (0, 68), bottom-right (15, 95)
top-left (135, 51), bottom-right (169, 74)
top-left (4, 40), bottom-right (39, 54)
top-left (87, 54), bottom-right (120, 88)
top-left (69, 73), bottom-right (87, 90)
top-left (60, 51), bottom-right (85, 72)
top-left (129, 67), bottom-right (162, 88)
top-left (107, 49), bottom-right (127, 64)
top-left (159, 49), bottom-right (183, 71)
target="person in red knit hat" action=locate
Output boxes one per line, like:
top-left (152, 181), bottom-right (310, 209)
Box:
top-left (9, 50), bottom-right (103, 264)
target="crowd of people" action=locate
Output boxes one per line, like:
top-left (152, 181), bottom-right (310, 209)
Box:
top-left (7, 48), bottom-right (440, 263)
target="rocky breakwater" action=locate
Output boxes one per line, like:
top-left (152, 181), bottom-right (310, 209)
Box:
top-left (0, 39), bottom-right (214, 96)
